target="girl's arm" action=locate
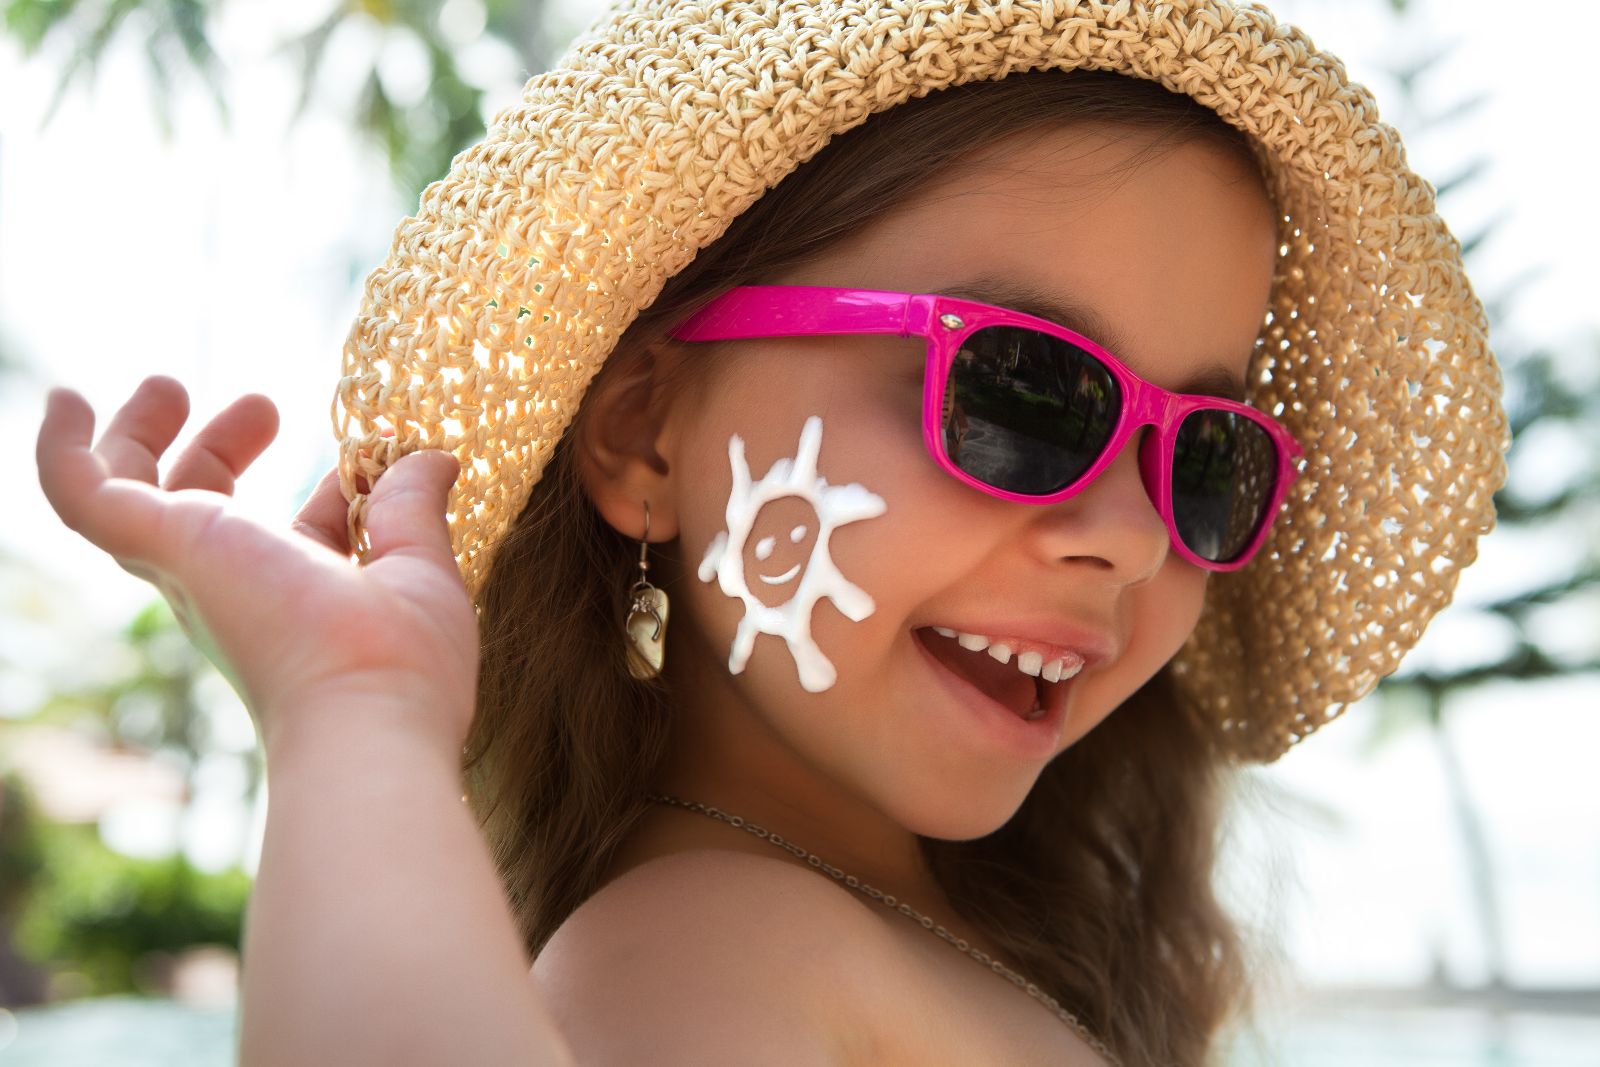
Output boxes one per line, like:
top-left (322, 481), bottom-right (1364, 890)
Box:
top-left (33, 378), bottom-right (575, 1066)
top-left (241, 701), bottom-right (576, 1067)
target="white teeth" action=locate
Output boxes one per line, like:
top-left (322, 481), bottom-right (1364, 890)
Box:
top-left (932, 627), bottom-right (1087, 687)
top-left (1042, 658), bottom-right (1084, 683)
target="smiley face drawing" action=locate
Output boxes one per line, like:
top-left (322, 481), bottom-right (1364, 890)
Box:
top-left (698, 416), bottom-right (888, 693)
top-left (744, 495), bottom-right (818, 596)
top-left (754, 524), bottom-right (807, 585)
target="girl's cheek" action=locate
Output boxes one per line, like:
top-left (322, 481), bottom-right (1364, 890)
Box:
top-left (1105, 565), bottom-right (1209, 703)
top-left (1152, 565), bottom-right (1209, 647)
top-left (692, 415), bottom-right (890, 693)
top-left (823, 455), bottom-right (983, 630)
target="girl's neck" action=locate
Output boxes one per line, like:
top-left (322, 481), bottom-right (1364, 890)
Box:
top-left (640, 763), bottom-right (938, 900)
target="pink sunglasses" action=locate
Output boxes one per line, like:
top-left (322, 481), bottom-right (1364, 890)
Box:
top-left (669, 285), bottom-right (1303, 571)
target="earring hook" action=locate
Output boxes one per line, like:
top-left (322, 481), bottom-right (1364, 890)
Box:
top-left (638, 500), bottom-right (652, 574)
top-left (628, 500), bottom-right (664, 645)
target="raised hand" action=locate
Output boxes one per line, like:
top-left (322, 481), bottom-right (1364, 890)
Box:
top-left (35, 375), bottom-right (479, 757)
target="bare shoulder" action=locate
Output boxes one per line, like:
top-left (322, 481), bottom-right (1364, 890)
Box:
top-left (531, 849), bottom-right (910, 1066)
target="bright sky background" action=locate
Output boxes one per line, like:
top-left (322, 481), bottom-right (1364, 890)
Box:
top-left (0, 0), bottom-right (1595, 996)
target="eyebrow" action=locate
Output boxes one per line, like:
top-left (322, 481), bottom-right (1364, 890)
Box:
top-left (931, 277), bottom-right (1249, 402)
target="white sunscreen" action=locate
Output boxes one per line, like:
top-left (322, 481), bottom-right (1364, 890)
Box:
top-left (698, 416), bottom-right (887, 692)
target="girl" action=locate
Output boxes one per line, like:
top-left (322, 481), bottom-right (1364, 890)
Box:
top-left (34, 1), bottom-right (1507, 1064)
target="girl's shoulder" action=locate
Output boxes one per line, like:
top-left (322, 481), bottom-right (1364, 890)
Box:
top-left (530, 848), bottom-right (917, 1065)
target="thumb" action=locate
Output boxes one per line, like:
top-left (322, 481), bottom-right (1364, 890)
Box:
top-left (362, 449), bottom-right (462, 569)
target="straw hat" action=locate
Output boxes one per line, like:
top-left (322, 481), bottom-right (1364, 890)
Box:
top-left (331, 0), bottom-right (1509, 763)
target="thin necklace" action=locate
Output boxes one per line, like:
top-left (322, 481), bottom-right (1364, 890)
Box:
top-left (646, 792), bottom-right (1120, 1065)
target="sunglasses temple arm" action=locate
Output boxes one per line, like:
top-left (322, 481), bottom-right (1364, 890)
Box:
top-left (669, 287), bottom-right (926, 342)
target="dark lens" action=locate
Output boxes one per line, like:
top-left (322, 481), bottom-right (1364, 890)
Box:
top-left (1170, 410), bottom-right (1279, 563)
top-left (940, 326), bottom-right (1121, 495)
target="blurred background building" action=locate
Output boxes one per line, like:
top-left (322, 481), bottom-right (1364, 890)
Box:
top-left (0, 0), bottom-right (1595, 1062)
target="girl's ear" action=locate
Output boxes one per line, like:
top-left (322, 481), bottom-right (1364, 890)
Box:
top-left (574, 342), bottom-right (686, 542)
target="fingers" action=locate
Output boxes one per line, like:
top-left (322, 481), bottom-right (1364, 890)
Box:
top-left (36, 388), bottom-right (171, 562)
top-left (94, 376), bottom-right (191, 482)
top-left (162, 393), bottom-right (280, 494)
top-left (39, 378), bottom-right (279, 573)
top-left (290, 466), bottom-right (352, 556)
top-left (36, 388), bottom-right (104, 531)
top-left (361, 450), bottom-right (462, 571)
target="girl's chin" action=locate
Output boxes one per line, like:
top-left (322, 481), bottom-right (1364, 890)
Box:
top-left (876, 783), bottom-right (1036, 844)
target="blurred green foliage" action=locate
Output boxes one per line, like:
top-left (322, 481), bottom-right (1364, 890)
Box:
top-left (0, 772), bottom-right (49, 919)
top-left (3, 0), bottom-right (228, 136)
top-left (24, 599), bottom-right (248, 777)
top-left (9, 815), bottom-right (248, 996)
top-left (3, 0), bottom-right (549, 200)
top-left (1, 589), bottom-right (258, 1002)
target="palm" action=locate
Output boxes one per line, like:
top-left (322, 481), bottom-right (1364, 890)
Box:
top-left (36, 376), bottom-right (478, 753)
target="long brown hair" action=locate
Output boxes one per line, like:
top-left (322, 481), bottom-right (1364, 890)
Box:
top-left (465, 68), bottom-right (1274, 1067)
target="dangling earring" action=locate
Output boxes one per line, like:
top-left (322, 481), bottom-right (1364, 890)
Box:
top-left (625, 501), bottom-right (669, 680)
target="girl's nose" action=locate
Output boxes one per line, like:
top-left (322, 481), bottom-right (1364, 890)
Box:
top-left (1029, 433), bottom-right (1172, 584)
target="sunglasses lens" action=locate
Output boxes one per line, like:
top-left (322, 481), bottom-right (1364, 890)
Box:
top-left (1170, 409), bottom-right (1280, 563)
top-left (940, 326), bottom-right (1121, 495)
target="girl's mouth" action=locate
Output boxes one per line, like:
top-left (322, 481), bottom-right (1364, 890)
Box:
top-left (912, 626), bottom-right (1084, 721)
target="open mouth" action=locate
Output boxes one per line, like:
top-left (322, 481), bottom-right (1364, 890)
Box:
top-left (913, 626), bottom-right (1084, 721)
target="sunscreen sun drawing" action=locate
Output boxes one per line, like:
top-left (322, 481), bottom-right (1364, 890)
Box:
top-left (698, 416), bottom-right (888, 693)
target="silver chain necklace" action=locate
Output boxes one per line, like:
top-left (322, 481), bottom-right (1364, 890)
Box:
top-left (645, 793), bottom-right (1120, 1065)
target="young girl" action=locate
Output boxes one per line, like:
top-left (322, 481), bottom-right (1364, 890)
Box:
top-left (34, 1), bottom-right (1507, 1064)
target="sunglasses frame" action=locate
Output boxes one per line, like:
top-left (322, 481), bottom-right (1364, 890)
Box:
top-left (669, 285), bottom-right (1304, 571)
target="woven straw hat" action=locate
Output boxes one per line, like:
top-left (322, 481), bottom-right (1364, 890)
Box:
top-left (331, 0), bottom-right (1508, 763)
